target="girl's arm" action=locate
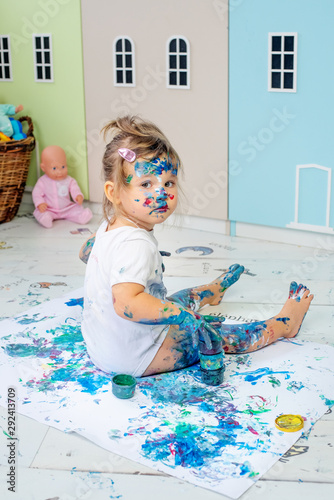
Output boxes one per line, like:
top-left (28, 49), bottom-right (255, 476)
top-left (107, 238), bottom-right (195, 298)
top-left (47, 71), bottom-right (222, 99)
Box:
top-left (79, 234), bottom-right (96, 264)
top-left (112, 282), bottom-right (220, 344)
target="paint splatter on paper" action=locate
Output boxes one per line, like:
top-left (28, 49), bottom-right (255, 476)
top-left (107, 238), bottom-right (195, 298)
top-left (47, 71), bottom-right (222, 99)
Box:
top-left (0, 288), bottom-right (333, 499)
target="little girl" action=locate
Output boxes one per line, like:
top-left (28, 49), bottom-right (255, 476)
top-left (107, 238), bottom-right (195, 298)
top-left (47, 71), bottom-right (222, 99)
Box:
top-left (81, 116), bottom-right (313, 378)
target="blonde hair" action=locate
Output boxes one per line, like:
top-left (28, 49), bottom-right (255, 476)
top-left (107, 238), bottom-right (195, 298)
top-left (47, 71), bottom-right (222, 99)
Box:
top-left (101, 115), bottom-right (182, 223)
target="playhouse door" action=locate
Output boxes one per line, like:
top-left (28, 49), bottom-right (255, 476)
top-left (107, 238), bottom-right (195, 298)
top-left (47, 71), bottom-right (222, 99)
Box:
top-left (288, 164), bottom-right (333, 233)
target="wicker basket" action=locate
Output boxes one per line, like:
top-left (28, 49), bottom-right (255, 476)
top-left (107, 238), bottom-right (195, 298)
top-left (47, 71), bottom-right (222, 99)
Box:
top-left (0, 116), bottom-right (36, 223)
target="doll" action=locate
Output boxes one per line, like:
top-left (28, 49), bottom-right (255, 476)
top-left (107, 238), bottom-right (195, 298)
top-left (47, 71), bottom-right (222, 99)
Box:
top-left (32, 145), bottom-right (93, 228)
top-left (0, 104), bottom-right (26, 140)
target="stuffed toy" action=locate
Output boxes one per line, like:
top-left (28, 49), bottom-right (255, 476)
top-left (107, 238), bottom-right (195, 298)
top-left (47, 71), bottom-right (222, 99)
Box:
top-left (0, 104), bottom-right (26, 140)
top-left (32, 145), bottom-right (93, 228)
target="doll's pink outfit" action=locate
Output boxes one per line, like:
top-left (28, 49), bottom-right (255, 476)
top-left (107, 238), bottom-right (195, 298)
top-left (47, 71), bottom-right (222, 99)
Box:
top-left (32, 175), bottom-right (92, 228)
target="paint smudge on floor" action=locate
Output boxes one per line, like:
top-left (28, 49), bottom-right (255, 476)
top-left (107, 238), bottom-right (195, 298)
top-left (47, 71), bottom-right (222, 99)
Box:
top-left (175, 246), bottom-right (213, 256)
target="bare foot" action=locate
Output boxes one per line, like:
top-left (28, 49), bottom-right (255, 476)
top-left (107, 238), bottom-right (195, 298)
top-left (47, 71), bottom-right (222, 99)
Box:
top-left (274, 281), bottom-right (314, 338)
top-left (209, 263), bottom-right (245, 305)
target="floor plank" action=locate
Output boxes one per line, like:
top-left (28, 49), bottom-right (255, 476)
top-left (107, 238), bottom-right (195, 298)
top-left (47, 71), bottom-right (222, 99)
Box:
top-left (1, 203), bottom-right (333, 500)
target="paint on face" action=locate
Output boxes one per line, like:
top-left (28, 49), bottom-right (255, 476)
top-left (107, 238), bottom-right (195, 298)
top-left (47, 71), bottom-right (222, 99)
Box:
top-left (118, 155), bottom-right (179, 228)
top-left (143, 194), bottom-right (153, 207)
top-left (134, 157), bottom-right (178, 177)
top-left (149, 186), bottom-right (168, 213)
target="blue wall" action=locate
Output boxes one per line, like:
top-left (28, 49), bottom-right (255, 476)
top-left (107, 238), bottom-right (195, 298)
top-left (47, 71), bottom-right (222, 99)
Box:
top-left (229, 0), bottom-right (334, 229)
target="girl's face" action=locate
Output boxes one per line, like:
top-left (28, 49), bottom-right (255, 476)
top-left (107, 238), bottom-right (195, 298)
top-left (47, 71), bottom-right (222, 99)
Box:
top-left (117, 155), bottom-right (178, 230)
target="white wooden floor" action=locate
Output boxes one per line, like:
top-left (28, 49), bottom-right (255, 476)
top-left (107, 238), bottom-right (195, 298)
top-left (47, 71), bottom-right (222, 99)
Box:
top-left (0, 201), bottom-right (333, 500)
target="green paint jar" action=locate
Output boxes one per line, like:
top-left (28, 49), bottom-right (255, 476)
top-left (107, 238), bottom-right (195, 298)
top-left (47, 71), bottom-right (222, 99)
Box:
top-left (112, 374), bottom-right (137, 399)
top-left (198, 339), bottom-right (225, 386)
top-left (200, 366), bottom-right (225, 386)
top-left (199, 352), bottom-right (225, 371)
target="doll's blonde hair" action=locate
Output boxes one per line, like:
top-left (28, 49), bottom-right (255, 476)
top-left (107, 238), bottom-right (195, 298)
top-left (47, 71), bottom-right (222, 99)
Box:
top-left (101, 115), bottom-right (182, 223)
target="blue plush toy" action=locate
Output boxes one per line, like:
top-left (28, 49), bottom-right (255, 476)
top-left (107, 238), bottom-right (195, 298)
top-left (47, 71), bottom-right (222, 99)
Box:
top-left (0, 104), bottom-right (27, 140)
top-left (9, 117), bottom-right (27, 140)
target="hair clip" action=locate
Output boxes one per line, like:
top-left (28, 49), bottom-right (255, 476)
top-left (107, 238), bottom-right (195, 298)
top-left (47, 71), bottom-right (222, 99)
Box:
top-left (118, 148), bottom-right (136, 162)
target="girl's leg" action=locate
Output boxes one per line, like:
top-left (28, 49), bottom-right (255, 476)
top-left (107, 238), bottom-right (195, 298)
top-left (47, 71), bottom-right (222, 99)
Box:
top-left (167, 263), bottom-right (244, 311)
top-left (143, 282), bottom-right (313, 376)
top-left (220, 283), bottom-right (313, 353)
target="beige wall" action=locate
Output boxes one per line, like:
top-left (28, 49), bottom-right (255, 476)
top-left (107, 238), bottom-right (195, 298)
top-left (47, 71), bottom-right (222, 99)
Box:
top-left (81, 0), bottom-right (228, 219)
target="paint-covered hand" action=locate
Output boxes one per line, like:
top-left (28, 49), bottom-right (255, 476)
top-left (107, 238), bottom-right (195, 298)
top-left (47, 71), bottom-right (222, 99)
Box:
top-left (180, 312), bottom-right (224, 350)
top-left (199, 315), bottom-right (225, 348)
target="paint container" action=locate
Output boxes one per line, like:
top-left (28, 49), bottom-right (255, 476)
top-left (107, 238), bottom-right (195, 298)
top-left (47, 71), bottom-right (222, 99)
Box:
top-left (198, 338), bottom-right (223, 355)
top-left (199, 339), bottom-right (225, 386)
top-left (275, 414), bottom-right (304, 432)
top-left (112, 374), bottom-right (137, 399)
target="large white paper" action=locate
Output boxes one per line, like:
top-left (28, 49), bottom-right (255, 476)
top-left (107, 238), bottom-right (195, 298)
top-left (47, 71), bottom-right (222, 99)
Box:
top-left (0, 288), bottom-right (333, 498)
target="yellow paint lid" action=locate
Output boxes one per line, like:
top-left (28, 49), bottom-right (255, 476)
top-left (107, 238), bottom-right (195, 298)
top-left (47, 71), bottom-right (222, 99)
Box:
top-left (275, 414), bottom-right (304, 432)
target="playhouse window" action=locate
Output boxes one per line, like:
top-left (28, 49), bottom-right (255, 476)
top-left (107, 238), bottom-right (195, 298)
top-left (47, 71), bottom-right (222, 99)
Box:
top-left (113, 37), bottom-right (135, 87)
top-left (0, 36), bottom-right (12, 81)
top-left (268, 33), bottom-right (297, 92)
top-left (167, 37), bottom-right (190, 89)
top-left (33, 34), bottom-right (53, 82)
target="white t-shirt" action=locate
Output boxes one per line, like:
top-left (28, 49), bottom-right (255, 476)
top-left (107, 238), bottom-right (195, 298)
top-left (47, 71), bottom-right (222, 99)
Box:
top-left (82, 221), bottom-right (169, 377)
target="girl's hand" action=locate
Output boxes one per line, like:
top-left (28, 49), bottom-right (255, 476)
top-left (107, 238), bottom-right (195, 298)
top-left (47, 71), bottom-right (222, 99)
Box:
top-left (197, 314), bottom-right (225, 349)
top-left (176, 311), bottom-right (224, 349)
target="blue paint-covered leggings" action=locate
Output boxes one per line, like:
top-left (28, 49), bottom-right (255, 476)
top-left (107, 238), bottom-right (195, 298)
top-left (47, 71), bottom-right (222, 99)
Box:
top-left (167, 285), bottom-right (273, 361)
top-left (144, 280), bottom-right (308, 375)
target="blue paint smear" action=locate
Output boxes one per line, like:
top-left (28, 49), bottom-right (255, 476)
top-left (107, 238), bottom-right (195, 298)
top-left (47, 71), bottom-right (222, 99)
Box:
top-left (5, 323), bottom-right (113, 394)
top-left (320, 395), bottom-right (334, 407)
top-left (133, 369), bottom-right (261, 474)
top-left (276, 317), bottom-right (289, 324)
top-left (134, 157), bottom-right (178, 177)
top-left (141, 420), bottom-right (247, 468)
top-left (234, 367), bottom-right (291, 385)
top-left (175, 246), bottom-right (213, 256)
top-left (65, 297), bottom-right (84, 308)
top-left (16, 314), bottom-right (50, 325)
